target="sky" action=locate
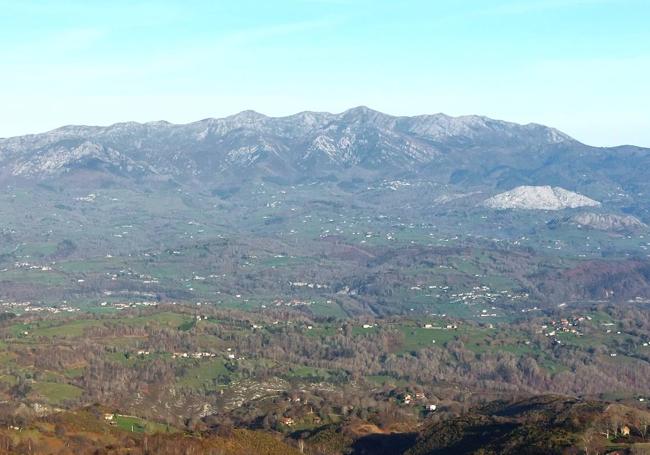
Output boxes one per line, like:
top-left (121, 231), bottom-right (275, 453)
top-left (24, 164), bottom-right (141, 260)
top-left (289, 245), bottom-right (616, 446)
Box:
top-left (0, 0), bottom-right (649, 146)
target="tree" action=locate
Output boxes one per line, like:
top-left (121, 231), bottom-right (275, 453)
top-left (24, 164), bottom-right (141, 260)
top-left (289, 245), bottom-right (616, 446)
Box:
top-left (581, 428), bottom-right (604, 455)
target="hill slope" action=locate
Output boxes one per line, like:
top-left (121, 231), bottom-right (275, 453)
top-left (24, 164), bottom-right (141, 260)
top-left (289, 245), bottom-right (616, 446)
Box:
top-left (406, 396), bottom-right (650, 455)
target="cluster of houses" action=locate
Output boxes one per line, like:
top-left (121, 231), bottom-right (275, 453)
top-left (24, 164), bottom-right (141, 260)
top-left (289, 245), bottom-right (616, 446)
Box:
top-left (0, 300), bottom-right (33, 311)
top-left (538, 315), bottom-right (649, 354)
top-left (108, 301), bottom-right (159, 310)
top-left (450, 286), bottom-right (498, 304)
top-left (280, 416), bottom-right (296, 426)
top-left (411, 283), bottom-right (529, 312)
top-left (23, 304), bottom-right (79, 314)
top-left (0, 300), bottom-right (79, 314)
top-left (448, 286), bottom-right (528, 305)
top-left (134, 349), bottom-right (239, 360)
top-left (170, 351), bottom-right (218, 359)
top-left (540, 316), bottom-right (588, 339)
top-left (397, 391), bottom-right (437, 412)
top-left (422, 323), bottom-right (458, 330)
top-left (13, 262), bottom-right (53, 271)
top-left (289, 281), bottom-right (329, 289)
top-left (103, 269), bottom-right (159, 285)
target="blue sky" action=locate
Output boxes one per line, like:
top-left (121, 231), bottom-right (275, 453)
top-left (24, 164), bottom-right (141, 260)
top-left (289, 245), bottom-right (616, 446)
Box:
top-left (1, 0), bottom-right (648, 146)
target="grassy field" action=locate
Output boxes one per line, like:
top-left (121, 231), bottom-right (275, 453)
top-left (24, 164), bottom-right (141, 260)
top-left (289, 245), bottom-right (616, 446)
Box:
top-left (112, 414), bottom-right (175, 434)
top-left (177, 359), bottom-right (230, 389)
top-left (31, 381), bottom-right (83, 404)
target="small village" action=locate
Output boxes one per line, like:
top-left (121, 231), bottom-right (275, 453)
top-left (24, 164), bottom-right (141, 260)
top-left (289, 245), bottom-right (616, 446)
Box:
top-left (0, 299), bottom-right (80, 314)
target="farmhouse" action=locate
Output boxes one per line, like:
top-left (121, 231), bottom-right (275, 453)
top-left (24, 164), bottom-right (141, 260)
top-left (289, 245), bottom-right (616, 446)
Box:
top-left (280, 417), bottom-right (295, 427)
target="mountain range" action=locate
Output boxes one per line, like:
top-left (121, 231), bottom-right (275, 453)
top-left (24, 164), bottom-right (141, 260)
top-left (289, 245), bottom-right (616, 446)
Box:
top-left (1, 107), bottom-right (649, 223)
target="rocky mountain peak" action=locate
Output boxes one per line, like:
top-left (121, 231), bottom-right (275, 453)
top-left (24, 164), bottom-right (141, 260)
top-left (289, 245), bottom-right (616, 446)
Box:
top-left (483, 186), bottom-right (601, 210)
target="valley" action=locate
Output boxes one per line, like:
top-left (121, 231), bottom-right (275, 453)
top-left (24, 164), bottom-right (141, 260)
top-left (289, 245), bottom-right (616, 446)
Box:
top-left (0, 109), bottom-right (649, 453)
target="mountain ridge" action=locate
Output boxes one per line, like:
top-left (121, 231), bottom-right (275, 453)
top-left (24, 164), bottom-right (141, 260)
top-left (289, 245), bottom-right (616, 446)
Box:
top-left (7, 106), bottom-right (574, 140)
top-left (1, 108), bottom-right (648, 218)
